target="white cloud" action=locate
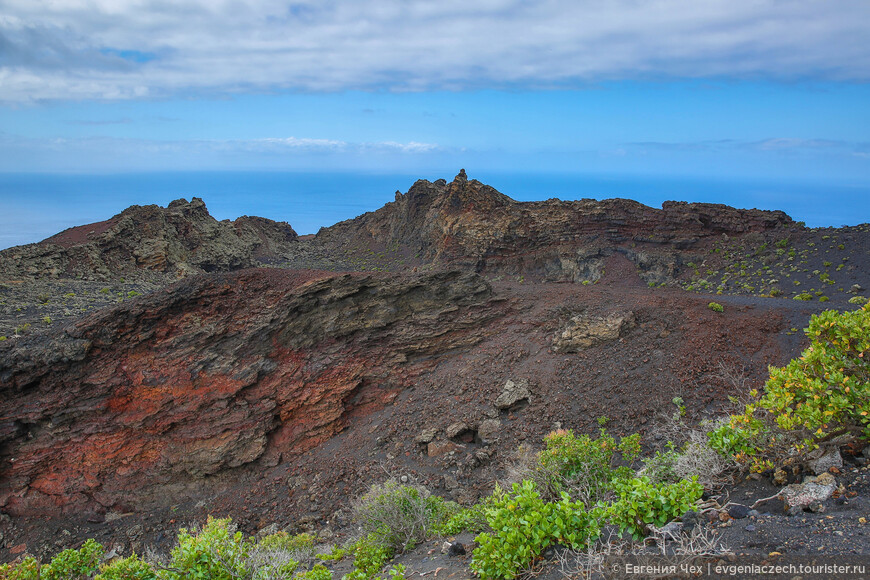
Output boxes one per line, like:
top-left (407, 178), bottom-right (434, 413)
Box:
top-left (1, 1), bottom-right (869, 102)
top-left (0, 133), bottom-right (442, 171)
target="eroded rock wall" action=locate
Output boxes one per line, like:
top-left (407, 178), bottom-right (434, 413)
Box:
top-left (0, 268), bottom-right (502, 517)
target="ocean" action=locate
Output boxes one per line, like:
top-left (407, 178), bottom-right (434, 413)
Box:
top-left (0, 171), bottom-right (868, 250)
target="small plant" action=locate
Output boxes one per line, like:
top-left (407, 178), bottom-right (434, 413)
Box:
top-left (432, 502), bottom-right (489, 536)
top-left (352, 480), bottom-right (450, 553)
top-left (708, 302), bottom-right (723, 313)
top-left (596, 415), bottom-right (609, 426)
top-left (95, 554), bottom-right (156, 580)
top-left (163, 517), bottom-right (250, 580)
top-left (794, 292), bottom-right (813, 301)
top-left (41, 538), bottom-right (105, 580)
top-left (470, 480), bottom-right (601, 580)
top-left (42, 315), bottom-right (52, 325)
top-left (345, 535), bottom-right (392, 580)
top-left (387, 563), bottom-right (406, 579)
top-left (849, 296), bottom-right (869, 305)
top-left (295, 564), bottom-right (332, 580)
top-left (607, 476), bottom-right (703, 540)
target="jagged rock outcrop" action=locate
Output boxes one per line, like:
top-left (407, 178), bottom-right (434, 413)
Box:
top-left (0, 268), bottom-right (502, 517)
top-left (0, 198), bottom-right (298, 280)
top-left (316, 170), bottom-right (793, 283)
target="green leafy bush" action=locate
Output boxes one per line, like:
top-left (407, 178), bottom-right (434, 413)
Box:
top-left (0, 556), bottom-right (41, 580)
top-left (344, 535), bottom-right (392, 580)
top-left (294, 564), bottom-right (332, 580)
top-left (42, 539), bottom-right (105, 580)
top-left (470, 481), bottom-right (600, 580)
top-left (607, 477), bottom-right (703, 540)
top-left (163, 517), bottom-right (250, 580)
top-left (535, 428), bottom-right (640, 504)
top-left (713, 304), bottom-right (870, 470)
top-left (708, 302), bottom-right (724, 313)
top-left (95, 554), bottom-right (157, 580)
top-left (431, 502), bottom-right (489, 536)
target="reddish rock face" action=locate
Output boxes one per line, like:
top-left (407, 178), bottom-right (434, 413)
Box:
top-left (0, 268), bottom-right (501, 517)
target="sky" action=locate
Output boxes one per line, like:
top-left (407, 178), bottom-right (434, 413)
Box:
top-left (0, 0), bottom-right (869, 237)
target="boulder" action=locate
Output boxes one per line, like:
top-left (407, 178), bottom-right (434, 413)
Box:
top-left (806, 446), bottom-right (843, 475)
top-left (781, 472), bottom-right (837, 510)
top-left (494, 379), bottom-right (531, 410)
top-left (552, 312), bottom-right (636, 352)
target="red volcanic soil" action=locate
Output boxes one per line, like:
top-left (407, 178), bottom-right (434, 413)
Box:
top-left (41, 218), bottom-right (119, 248)
top-left (0, 254), bottom-right (828, 560)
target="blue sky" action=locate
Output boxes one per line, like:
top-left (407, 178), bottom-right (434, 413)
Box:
top-left (0, 0), bottom-right (869, 231)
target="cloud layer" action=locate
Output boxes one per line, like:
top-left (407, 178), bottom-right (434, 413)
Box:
top-left (2, 1), bottom-right (869, 102)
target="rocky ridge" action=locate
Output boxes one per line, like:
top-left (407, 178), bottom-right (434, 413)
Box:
top-left (315, 169), bottom-right (793, 284)
top-left (0, 198), bottom-right (298, 281)
top-left (0, 171), bottom-right (869, 565)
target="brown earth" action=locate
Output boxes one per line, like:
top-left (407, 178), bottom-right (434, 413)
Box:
top-left (0, 171), bottom-right (869, 571)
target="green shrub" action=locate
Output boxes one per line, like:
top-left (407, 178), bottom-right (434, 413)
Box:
top-left (1, 556), bottom-right (41, 580)
top-left (535, 428), bottom-right (640, 504)
top-left (470, 480), bottom-right (600, 580)
top-left (36, 539), bottom-right (105, 580)
top-left (607, 477), bottom-right (703, 540)
top-left (431, 502), bottom-right (489, 536)
top-left (641, 446), bottom-right (680, 484)
top-left (794, 292), bottom-right (813, 301)
top-left (344, 535), bottom-right (392, 580)
top-left (163, 517), bottom-right (250, 580)
top-left (708, 302), bottom-right (724, 313)
top-left (295, 564), bottom-right (332, 580)
top-left (714, 304), bottom-right (870, 470)
top-left (849, 296), bottom-right (869, 305)
top-left (352, 481), bottom-right (449, 553)
top-left (95, 554), bottom-right (156, 580)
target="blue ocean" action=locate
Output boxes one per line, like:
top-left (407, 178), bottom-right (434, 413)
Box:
top-left (1, 171), bottom-right (868, 250)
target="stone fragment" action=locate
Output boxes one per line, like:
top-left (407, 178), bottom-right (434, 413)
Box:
top-left (806, 446), bottom-right (843, 475)
top-left (415, 427), bottom-right (438, 444)
top-left (428, 441), bottom-right (459, 457)
top-left (494, 379), bottom-right (531, 410)
top-left (478, 419), bottom-right (501, 443)
top-left (727, 504), bottom-right (752, 519)
top-left (446, 422), bottom-right (468, 440)
top-left (781, 472), bottom-right (837, 510)
top-left (552, 312), bottom-right (636, 352)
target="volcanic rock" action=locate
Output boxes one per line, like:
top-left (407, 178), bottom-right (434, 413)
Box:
top-left (0, 198), bottom-right (298, 280)
top-left (551, 311), bottom-right (636, 352)
top-left (494, 379), bottom-right (531, 410)
top-left (0, 268), bottom-right (501, 516)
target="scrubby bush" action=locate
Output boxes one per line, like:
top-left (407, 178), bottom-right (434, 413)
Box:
top-left (534, 428), bottom-right (640, 504)
top-left (431, 502), bottom-right (489, 536)
top-left (163, 517), bottom-right (250, 580)
top-left (607, 477), bottom-right (703, 540)
top-left (344, 535), bottom-right (392, 580)
top-left (711, 304), bottom-right (870, 470)
top-left (295, 564), bottom-right (332, 580)
top-left (95, 554), bottom-right (157, 580)
top-left (352, 480), bottom-right (451, 553)
top-left (0, 540), bottom-right (105, 580)
top-left (470, 480), bottom-right (601, 580)
top-left (708, 302), bottom-right (724, 313)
